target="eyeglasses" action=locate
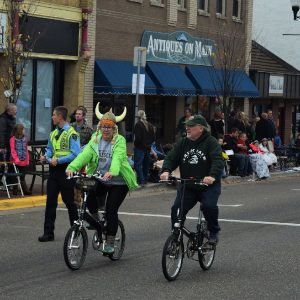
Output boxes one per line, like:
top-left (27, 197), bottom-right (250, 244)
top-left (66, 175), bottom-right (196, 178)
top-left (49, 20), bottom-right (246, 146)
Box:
top-left (100, 126), bottom-right (113, 130)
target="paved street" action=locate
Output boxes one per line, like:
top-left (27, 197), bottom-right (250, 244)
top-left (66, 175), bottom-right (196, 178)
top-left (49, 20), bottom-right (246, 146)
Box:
top-left (0, 176), bottom-right (300, 300)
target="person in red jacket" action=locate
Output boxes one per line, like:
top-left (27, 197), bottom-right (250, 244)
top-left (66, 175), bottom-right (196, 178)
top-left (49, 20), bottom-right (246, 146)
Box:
top-left (9, 124), bottom-right (32, 195)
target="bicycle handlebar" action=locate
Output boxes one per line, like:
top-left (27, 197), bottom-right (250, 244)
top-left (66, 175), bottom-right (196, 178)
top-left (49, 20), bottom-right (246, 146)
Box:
top-left (67, 171), bottom-right (104, 180)
top-left (159, 176), bottom-right (208, 186)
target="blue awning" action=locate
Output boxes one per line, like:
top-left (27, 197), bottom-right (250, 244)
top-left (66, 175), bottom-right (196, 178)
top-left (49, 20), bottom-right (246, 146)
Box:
top-left (94, 60), bottom-right (157, 95)
top-left (146, 62), bottom-right (197, 96)
top-left (186, 66), bottom-right (259, 98)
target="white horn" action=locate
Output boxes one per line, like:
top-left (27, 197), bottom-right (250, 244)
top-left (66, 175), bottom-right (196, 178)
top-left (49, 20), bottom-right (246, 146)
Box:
top-left (115, 107), bottom-right (127, 123)
top-left (95, 102), bottom-right (103, 120)
top-left (109, 108), bottom-right (113, 113)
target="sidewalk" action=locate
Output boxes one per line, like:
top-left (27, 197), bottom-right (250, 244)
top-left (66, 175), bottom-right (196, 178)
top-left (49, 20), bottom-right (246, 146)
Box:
top-left (1, 168), bottom-right (300, 211)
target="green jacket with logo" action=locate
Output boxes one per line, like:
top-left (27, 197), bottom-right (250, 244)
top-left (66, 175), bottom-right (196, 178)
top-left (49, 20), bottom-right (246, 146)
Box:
top-left (67, 132), bottom-right (138, 191)
top-left (162, 131), bottom-right (224, 181)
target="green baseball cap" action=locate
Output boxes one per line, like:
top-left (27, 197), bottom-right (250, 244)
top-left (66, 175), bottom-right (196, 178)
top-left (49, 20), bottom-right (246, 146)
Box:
top-left (184, 115), bottom-right (208, 127)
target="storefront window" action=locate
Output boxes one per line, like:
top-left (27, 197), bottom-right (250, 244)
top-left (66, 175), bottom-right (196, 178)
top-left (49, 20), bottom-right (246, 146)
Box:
top-left (17, 61), bottom-right (33, 139)
top-left (17, 59), bottom-right (56, 143)
top-left (35, 61), bottom-right (54, 140)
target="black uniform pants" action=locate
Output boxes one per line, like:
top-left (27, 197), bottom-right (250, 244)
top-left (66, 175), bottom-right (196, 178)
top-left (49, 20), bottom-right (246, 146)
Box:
top-left (44, 165), bottom-right (78, 235)
top-left (87, 182), bottom-right (128, 236)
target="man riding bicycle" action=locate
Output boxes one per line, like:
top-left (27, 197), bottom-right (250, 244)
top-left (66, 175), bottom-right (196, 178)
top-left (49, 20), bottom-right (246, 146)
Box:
top-left (160, 115), bottom-right (224, 245)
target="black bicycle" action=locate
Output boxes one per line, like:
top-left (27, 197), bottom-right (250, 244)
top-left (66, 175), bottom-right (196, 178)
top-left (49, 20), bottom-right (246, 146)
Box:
top-left (161, 177), bottom-right (216, 281)
top-left (63, 173), bottom-right (125, 270)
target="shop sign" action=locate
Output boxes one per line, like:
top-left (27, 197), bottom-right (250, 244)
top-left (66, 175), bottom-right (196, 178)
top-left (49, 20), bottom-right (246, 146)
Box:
top-left (269, 74), bottom-right (284, 96)
top-left (141, 31), bottom-right (215, 66)
top-left (0, 13), bottom-right (7, 51)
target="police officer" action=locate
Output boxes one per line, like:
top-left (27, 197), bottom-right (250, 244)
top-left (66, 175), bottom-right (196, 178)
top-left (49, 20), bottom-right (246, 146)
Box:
top-left (38, 106), bottom-right (80, 242)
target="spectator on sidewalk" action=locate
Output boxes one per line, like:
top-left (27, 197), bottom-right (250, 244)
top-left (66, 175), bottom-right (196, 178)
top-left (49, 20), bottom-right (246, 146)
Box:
top-left (267, 109), bottom-right (276, 140)
top-left (134, 110), bottom-right (155, 186)
top-left (249, 141), bottom-right (270, 179)
top-left (0, 104), bottom-right (18, 193)
top-left (255, 113), bottom-right (274, 142)
top-left (209, 111), bottom-right (224, 139)
top-left (259, 138), bottom-right (278, 166)
top-left (70, 106), bottom-right (93, 149)
top-left (0, 103), bottom-right (17, 160)
top-left (9, 124), bottom-right (32, 195)
top-left (223, 128), bottom-right (250, 177)
top-left (176, 107), bottom-right (192, 139)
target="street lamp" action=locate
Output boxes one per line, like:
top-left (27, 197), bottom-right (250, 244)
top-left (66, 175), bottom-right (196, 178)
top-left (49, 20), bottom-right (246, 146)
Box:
top-left (291, 0), bottom-right (300, 20)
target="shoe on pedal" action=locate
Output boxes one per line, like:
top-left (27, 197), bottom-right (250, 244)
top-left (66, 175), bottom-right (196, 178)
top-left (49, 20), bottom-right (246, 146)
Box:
top-left (102, 244), bottom-right (114, 254)
top-left (208, 232), bottom-right (219, 245)
top-left (38, 234), bottom-right (54, 242)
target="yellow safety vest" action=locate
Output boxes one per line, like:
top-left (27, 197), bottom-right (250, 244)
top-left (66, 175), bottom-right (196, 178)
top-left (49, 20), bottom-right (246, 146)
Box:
top-left (50, 126), bottom-right (79, 158)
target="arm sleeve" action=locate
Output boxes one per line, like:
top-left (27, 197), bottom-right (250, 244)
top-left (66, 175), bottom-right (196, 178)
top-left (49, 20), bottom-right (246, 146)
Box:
top-left (67, 142), bottom-right (94, 172)
top-left (9, 137), bottom-right (20, 164)
top-left (109, 137), bottom-right (127, 176)
top-left (207, 139), bottom-right (224, 179)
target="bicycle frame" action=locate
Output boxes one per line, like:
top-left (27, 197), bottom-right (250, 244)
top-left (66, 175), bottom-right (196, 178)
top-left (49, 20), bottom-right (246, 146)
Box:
top-left (172, 178), bottom-right (209, 251)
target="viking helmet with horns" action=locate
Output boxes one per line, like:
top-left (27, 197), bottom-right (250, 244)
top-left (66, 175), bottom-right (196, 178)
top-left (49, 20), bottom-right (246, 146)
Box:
top-left (94, 102), bottom-right (127, 144)
top-left (95, 102), bottom-right (127, 124)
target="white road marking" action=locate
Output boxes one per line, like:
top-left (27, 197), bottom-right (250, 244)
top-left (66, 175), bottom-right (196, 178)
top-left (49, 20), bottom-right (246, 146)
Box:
top-left (291, 189), bottom-right (300, 191)
top-left (57, 208), bottom-right (300, 227)
top-left (219, 204), bottom-right (243, 207)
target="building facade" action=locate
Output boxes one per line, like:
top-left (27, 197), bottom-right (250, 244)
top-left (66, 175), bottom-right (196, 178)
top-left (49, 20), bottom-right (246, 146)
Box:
top-left (0, 0), bottom-right (95, 143)
top-left (93, 0), bottom-right (257, 143)
top-left (250, 41), bottom-right (300, 144)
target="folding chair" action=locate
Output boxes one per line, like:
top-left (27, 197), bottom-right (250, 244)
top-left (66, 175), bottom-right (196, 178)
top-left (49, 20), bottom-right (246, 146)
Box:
top-left (0, 162), bottom-right (24, 198)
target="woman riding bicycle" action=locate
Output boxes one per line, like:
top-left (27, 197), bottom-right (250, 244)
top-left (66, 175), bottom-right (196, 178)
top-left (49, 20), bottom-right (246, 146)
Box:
top-left (66, 103), bottom-right (138, 254)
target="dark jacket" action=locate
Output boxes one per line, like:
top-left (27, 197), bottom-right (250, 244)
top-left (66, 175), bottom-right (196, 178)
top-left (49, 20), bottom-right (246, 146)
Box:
top-left (223, 135), bottom-right (239, 153)
top-left (0, 112), bottom-right (16, 150)
top-left (134, 120), bottom-right (155, 151)
top-left (209, 119), bottom-right (224, 139)
top-left (162, 131), bottom-right (223, 181)
top-left (70, 120), bottom-right (93, 147)
top-left (255, 119), bottom-right (274, 141)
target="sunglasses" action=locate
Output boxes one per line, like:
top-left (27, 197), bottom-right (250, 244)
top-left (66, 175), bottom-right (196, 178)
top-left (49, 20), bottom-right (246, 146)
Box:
top-left (100, 126), bottom-right (113, 130)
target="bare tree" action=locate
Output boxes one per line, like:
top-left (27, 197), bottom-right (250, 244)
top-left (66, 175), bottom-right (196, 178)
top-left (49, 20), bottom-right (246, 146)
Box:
top-left (0, 0), bottom-right (39, 104)
top-left (208, 21), bottom-right (252, 131)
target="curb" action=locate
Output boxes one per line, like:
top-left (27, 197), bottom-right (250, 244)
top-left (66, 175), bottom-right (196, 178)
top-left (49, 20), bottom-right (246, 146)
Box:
top-left (0, 195), bottom-right (62, 211)
top-left (1, 170), bottom-right (300, 211)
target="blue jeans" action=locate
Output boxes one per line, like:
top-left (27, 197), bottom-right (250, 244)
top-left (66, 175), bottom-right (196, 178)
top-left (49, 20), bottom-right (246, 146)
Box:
top-left (171, 181), bottom-right (221, 234)
top-left (134, 148), bottom-right (150, 184)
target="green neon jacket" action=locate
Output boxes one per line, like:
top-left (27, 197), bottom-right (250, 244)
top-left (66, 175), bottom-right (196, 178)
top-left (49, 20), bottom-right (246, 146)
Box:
top-left (67, 132), bottom-right (138, 190)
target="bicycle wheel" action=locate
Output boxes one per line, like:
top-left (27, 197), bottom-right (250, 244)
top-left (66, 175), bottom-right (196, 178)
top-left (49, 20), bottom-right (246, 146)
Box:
top-left (63, 225), bottom-right (88, 270)
top-left (198, 233), bottom-right (216, 270)
top-left (109, 220), bottom-right (125, 261)
top-left (162, 234), bottom-right (184, 281)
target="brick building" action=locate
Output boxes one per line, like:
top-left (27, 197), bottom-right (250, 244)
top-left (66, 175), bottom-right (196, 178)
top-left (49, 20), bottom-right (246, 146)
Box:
top-left (93, 0), bottom-right (258, 143)
top-left (0, 0), bottom-right (96, 143)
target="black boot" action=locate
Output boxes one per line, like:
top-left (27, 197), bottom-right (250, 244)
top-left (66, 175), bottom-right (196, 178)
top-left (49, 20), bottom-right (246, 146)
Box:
top-left (21, 180), bottom-right (32, 195)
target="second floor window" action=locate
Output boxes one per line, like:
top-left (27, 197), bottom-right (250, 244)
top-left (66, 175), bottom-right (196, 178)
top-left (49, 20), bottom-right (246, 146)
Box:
top-left (233, 0), bottom-right (241, 19)
top-left (216, 0), bottom-right (226, 15)
top-left (178, 0), bottom-right (186, 9)
top-left (198, 0), bottom-right (209, 11)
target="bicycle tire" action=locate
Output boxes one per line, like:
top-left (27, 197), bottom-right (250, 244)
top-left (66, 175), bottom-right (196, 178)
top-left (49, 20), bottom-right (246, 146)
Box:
top-left (198, 234), bottom-right (216, 270)
top-left (63, 225), bottom-right (88, 270)
top-left (109, 220), bottom-right (125, 261)
top-left (162, 234), bottom-right (184, 281)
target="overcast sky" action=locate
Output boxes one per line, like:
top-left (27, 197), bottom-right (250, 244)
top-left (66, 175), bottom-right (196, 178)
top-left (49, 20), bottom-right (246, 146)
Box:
top-left (253, 0), bottom-right (300, 70)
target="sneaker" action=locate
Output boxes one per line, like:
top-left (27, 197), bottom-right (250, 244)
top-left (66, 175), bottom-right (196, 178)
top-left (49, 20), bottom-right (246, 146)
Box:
top-left (102, 244), bottom-right (115, 254)
top-left (208, 232), bottom-right (219, 245)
